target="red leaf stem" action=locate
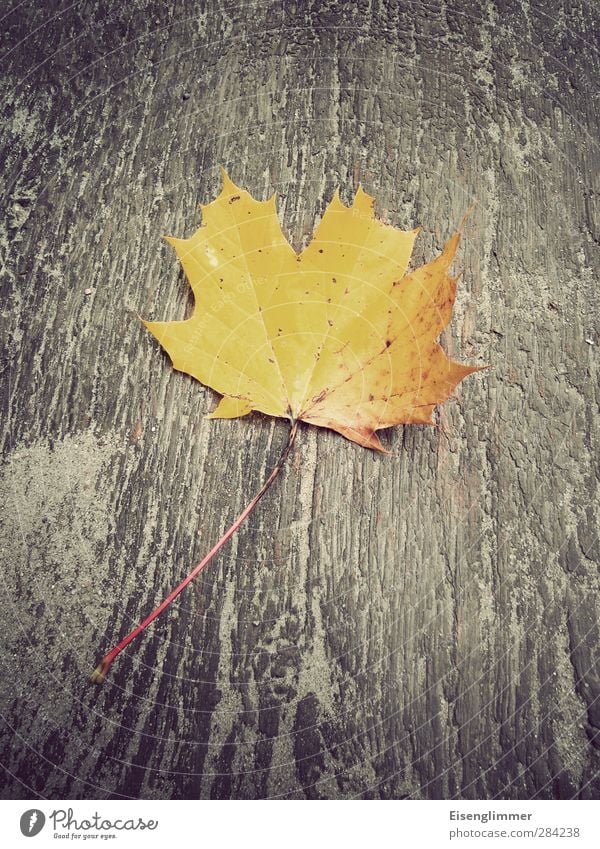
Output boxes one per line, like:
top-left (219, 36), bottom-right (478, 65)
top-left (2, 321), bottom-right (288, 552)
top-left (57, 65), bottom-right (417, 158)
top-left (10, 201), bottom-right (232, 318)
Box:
top-left (91, 420), bottom-right (298, 684)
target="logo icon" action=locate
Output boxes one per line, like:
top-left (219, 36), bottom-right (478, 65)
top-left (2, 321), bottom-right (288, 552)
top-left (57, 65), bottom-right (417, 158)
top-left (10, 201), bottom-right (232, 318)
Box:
top-left (20, 810), bottom-right (45, 837)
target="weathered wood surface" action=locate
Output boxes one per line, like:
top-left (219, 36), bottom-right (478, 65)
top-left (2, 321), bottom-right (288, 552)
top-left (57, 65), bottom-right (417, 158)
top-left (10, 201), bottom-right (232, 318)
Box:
top-left (0, 0), bottom-right (598, 800)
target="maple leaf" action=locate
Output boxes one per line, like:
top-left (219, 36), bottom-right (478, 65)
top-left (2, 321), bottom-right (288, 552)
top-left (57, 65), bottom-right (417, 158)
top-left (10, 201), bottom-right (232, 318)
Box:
top-left (91, 172), bottom-right (483, 683)
top-left (143, 170), bottom-right (481, 451)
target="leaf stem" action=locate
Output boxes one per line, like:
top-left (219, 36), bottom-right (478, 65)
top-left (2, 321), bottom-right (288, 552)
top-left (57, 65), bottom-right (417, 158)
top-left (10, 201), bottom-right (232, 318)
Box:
top-left (91, 420), bottom-right (299, 684)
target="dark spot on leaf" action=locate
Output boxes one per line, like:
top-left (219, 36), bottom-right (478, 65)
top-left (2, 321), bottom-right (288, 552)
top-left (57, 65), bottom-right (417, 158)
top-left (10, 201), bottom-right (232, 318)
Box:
top-left (229, 195), bottom-right (241, 203)
top-left (385, 339), bottom-right (392, 348)
top-left (328, 320), bottom-right (333, 326)
top-left (368, 393), bottom-right (374, 401)
top-left (318, 248), bottom-right (324, 253)
top-left (332, 277), bottom-right (337, 283)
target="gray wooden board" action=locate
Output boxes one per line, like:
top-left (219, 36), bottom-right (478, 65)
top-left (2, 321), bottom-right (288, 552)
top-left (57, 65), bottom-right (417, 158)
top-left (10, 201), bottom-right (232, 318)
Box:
top-left (0, 0), bottom-right (598, 800)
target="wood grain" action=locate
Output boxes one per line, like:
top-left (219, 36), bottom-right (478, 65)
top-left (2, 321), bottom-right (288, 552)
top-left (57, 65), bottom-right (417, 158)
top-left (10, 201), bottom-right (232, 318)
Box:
top-left (0, 0), bottom-right (598, 799)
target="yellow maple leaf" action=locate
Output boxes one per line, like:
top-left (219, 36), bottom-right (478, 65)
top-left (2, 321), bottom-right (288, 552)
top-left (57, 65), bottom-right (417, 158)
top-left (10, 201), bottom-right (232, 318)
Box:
top-left (92, 172), bottom-right (484, 684)
top-left (143, 169), bottom-right (482, 451)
